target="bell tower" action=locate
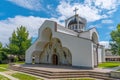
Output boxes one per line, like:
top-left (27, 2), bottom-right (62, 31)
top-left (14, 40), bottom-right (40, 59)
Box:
top-left (65, 8), bottom-right (87, 32)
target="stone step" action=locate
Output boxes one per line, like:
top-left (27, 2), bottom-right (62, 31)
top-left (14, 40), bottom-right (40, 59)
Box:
top-left (11, 66), bottom-right (109, 76)
top-left (11, 67), bottom-right (90, 78)
top-left (9, 65), bottom-right (119, 80)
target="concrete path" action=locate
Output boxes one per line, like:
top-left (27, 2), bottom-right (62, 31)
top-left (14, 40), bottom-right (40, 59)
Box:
top-left (0, 72), bottom-right (19, 80)
top-left (94, 66), bottom-right (120, 73)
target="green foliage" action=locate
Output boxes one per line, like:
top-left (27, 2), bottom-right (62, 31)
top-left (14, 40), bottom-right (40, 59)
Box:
top-left (0, 42), bottom-right (8, 63)
top-left (7, 26), bottom-right (31, 60)
top-left (14, 57), bottom-right (19, 62)
top-left (0, 42), bottom-right (3, 53)
top-left (110, 24), bottom-right (120, 55)
top-left (0, 42), bottom-right (2, 49)
top-left (0, 52), bottom-right (8, 64)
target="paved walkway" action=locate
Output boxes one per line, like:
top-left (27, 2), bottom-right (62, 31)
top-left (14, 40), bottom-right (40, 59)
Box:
top-left (94, 66), bottom-right (120, 73)
top-left (0, 72), bottom-right (19, 80)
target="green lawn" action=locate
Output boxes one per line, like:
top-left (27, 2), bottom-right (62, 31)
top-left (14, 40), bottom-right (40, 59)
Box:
top-left (11, 73), bottom-right (43, 80)
top-left (0, 61), bottom-right (25, 72)
top-left (0, 64), bottom-right (9, 72)
top-left (98, 62), bottom-right (120, 68)
top-left (0, 74), bottom-right (10, 80)
top-left (0, 64), bottom-right (8, 69)
top-left (0, 68), bottom-right (8, 72)
top-left (15, 61), bottom-right (25, 64)
top-left (65, 78), bottom-right (95, 80)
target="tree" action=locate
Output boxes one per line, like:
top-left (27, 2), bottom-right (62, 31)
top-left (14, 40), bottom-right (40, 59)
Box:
top-left (0, 42), bottom-right (8, 63)
top-left (110, 24), bottom-right (120, 55)
top-left (0, 42), bottom-right (2, 52)
top-left (7, 26), bottom-right (31, 60)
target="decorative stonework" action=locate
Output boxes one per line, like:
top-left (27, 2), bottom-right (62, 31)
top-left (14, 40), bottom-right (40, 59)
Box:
top-left (34, 27), bottom-right (72, 65)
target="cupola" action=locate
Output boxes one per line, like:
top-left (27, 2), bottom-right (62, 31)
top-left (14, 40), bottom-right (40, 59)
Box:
top-left (65, 8), bottom-right (87, 32)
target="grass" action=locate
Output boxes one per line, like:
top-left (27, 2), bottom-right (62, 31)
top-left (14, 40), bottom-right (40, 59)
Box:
top-left (98, 62), bottom-right (120, 68)
top-left (0, 61), bottom-right (24, 72)
top-left (0, 74), bottom-right (10, 80)
top-left (11, 72), bottom-right (43, 80)
top-left (0, 64), bottom-right (9, 72)
top-left (65, 78), bottom-right (95, 80)
top-left (0, 64), bottom-right (8, 69)
top-left (0, 68), bottom-right (8, 72)
top-left (14, 61), bottom-right (25, 64)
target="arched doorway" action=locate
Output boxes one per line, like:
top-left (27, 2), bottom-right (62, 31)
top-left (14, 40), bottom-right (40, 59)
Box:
top-left (52, 54), bottom-right (58, 65)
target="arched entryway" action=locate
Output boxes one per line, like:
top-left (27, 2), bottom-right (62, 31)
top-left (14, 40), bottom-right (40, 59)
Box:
top-left (52, 54), bottom-right (58, 65)
top-left (92, 32), bottom-right (99, 67)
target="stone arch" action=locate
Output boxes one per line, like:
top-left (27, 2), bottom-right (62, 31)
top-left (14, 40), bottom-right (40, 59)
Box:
top-left (41, 27), bottom-right (52, 42)
top-left (92, 32), bottom-right (99, 67)
top-left (92, 32), bottom-right (98, 44)
top-left (39, 37), bottom-right (72, 66)
top-left (62, 47), bottom-right (72, 65)
top-left (51, 38), bottom-right (62, 47)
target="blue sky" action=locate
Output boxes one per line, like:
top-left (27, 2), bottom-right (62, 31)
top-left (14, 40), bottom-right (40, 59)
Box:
top-left (0, 0), bottom-right (120, 47)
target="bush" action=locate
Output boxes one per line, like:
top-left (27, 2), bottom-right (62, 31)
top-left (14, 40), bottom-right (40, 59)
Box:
top-left (14, 56), bottom-right (19, 62)
top-left (0, 52), bottom-right (8, 64)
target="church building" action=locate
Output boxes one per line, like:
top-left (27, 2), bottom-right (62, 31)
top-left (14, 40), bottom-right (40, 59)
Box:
top-left (25, 8), bottom-right (105, 69)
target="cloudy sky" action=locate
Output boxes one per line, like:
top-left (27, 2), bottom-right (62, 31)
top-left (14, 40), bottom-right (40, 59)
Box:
top-left (0, 0), bottom-right (120, 48)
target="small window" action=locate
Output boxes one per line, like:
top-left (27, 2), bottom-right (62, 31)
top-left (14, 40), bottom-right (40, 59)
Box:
top-left (75, 25), bottom-right (77, 30)
top-left (47, 54), bottom-right (49, 61)
top-left (72, 25), bottom-right (74, 29)
top-left (63, 51), bottom-right (67, 59)
top-left (79, 25), bottom-right (81, 29)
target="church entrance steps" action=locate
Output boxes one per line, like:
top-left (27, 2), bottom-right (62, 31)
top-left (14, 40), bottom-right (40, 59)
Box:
top-left (9, 64), bottom-right (119, 80)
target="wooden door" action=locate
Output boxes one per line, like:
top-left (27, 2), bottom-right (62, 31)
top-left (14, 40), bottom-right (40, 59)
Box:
top-left (52, 54), bottom-right (58, 65)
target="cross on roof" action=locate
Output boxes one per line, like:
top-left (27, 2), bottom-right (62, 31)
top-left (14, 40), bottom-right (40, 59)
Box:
top-left (73, 7), bottom-right (78, 15)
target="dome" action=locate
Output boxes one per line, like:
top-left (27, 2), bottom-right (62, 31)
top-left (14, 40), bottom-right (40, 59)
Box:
top-left (68, 18), bottom-right (77, 26)
top-left (65, 14), bottom-right (87, 32)
top-left (68, 17), bottom-right (83, 26)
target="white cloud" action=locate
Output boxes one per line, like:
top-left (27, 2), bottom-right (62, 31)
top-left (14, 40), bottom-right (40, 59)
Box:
top-left (101, 20), bottom-right (113, 24)
top-left (94, 0), bottom-right (117, 10)
top-left (99, 41), bottom-right (110, 49)
top-left (8, 0), bottom-right (42, 11)
top-left (0, 16), bottom-right (60, 45)
top-left (85, 0), bottom-right (119, 10)
top-left (57, 1), bottom-right (106, 22)
top-left (57, 0), bottom-right (120, 22)
top-left (88, 24), bottom-right (102, 29)
top-left (108, 26), bottom-right (115, 30)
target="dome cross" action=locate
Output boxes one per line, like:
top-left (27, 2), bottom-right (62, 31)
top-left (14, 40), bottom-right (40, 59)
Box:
top-left (73, 7), bottom-right (78, 15)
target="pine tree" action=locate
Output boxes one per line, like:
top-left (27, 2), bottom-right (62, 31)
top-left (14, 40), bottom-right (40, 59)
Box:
top-left (0, 42), bottom-right (8, 63)
top-left (7, 26), bottom-right (31, 60)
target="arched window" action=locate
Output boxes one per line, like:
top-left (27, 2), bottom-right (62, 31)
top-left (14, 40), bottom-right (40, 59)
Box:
top-left (92, 32), bottom-right (98, 44)
top-left (75, 25), bottom-right (77, 30)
